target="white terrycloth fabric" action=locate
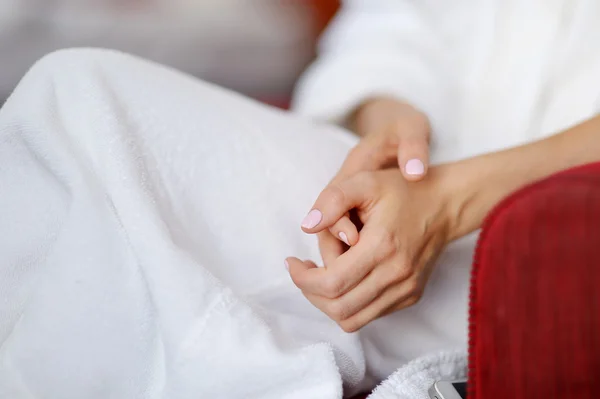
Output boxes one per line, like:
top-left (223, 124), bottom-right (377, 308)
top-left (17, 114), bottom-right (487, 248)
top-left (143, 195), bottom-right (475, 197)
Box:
top-left (0, 48), bottom-right (469, 399)
top-left (369, 351), bottom-right (467, 399)
top-left (1, 1), bottom-right (600, 398)
top-left (293, 0), bottom-right (600, 163)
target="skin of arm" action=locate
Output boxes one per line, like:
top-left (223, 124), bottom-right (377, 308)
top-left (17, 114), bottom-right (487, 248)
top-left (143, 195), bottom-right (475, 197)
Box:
top-left (443, 114), bottom-right (600, 240)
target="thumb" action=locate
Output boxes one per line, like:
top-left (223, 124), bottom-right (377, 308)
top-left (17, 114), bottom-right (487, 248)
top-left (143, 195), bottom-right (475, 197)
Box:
top-left (336, 134), bottom-right (395, 182)
top-left (301, 173), bottom-right (372, 234)
top-left (397, 131), bottom-right (430, 182)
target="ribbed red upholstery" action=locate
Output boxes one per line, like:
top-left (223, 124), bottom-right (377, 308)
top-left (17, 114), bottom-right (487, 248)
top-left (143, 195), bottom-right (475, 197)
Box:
top-left (469, 162), bottom-right (600, 399)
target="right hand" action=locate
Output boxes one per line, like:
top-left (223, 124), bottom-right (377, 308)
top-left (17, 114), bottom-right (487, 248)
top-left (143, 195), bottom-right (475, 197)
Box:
top-left (291, 166), bottom-right (454, 331)
top-left (301, 97), bottom-right (431, 255)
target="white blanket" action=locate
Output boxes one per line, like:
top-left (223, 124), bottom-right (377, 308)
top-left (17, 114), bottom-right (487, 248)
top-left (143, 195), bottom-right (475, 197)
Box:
top-left (0, 49), bottom-right (470, 399)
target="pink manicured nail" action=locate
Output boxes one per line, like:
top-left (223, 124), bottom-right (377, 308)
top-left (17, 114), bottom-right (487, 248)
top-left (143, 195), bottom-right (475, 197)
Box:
top-left (302, 209), bottom-right (323, 229)
top-left (405, 159), bottom-right (425, 175)
top-left (339, 232), bottom-right (349, 246)
top-left (284, 260), bottom-right (289, 271)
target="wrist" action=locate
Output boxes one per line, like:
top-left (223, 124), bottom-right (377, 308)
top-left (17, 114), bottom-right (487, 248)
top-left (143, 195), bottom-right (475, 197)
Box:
top-left (440, 134), bottom-right (573, 240)
top-left (351, 97), bottom-right (428, 137)
top-left (438, 160), bottom-right (494, 241)
top-left (427, 163), bottom-right (478, 242)
top-left (432, 114), bottom-right (600, 242)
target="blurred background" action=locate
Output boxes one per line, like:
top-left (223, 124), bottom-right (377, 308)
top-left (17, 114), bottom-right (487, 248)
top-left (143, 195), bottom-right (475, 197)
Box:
top-left (0, 0), bottom-right (339, 107)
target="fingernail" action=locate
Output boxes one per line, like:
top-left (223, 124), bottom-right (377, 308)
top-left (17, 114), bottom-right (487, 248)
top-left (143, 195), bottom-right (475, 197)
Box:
top-left (405, 159), bottom-right (425, 175)
top-left (339, 231), bottom-right (349, 246)
top-left (284, 260), bottom-right (289, 271)
top-left (301, 209), bottom-right (323, 229)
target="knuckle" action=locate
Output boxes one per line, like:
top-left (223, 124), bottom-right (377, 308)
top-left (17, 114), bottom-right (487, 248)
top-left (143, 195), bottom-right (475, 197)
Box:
top-left (349, 144), bottom-right (377, 169)
top-left (390, 262), bottom-right (413, 283)
top-left (326, 301), bottom-right (348, 322)
top-left (404, 279), bottom-right (421, 297)
top-left (414, 112), bottom-right (431, 136)
top-left (348, 145), bottom-right (365, 161)
top-left (325, 184), bottom-right (347, 208)
top-left (356, 171), bottom-right (378, 192)
top-left (406, 110), bottom-right (431, 135)
top-left (390, 118), bottom-right (407, 134)
top-left (339, 320), bottom-right (360, 333)
top-left (405, 293), bottom-right (422, 308)
top-left (394, 112), bottom-right (430, 144)
top-left (323, 275), bottom-right (345, 299)
top-left (404, 137), bottom-right (427, 154)
top-left (372, 272), bottom-right (391, 296)
top-left (375, 230), bottom-right (397, 256)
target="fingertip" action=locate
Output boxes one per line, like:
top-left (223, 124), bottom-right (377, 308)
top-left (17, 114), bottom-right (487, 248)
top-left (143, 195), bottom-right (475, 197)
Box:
top-left (338, 231), bottom-right (350, 246)
top-left (285, 257), bottom-right (302, 286)
top-left (301, 209), bottom-right (324, 233)
top-left (403, 172), bottom-right (426, 182)
top-left (286, 257), bottom-right (318, 272)
top-left (284, 257), bottom-right (298, 273)
top-left (404, 158), bottom-right (425, 179)
top-left (329, 216), bottom-right (359, 247)
top-left (285, 257), bottom-right (303, 271)
top-left (286, 258), bottom-right (320, 290)
top-left (340, 227), bottom-right (359, 246)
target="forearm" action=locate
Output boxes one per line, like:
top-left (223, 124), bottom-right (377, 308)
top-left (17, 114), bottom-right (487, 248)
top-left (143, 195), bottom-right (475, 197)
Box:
top-left (446, 114), bottom-right (600, 239)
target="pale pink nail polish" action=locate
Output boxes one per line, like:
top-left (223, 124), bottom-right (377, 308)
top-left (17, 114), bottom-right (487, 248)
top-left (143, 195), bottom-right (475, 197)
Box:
top-left (339, 232), bottom-right (349, 246)
top-left (284, 260), bottom-right (289, 271)
top-left (302, 209), bottom-right (323, 229)
top-left (405, 159), bottom-right (425, 175)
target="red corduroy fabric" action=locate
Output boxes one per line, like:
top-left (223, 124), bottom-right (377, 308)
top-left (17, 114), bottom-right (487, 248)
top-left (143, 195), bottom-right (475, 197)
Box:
top-left (469, 162), bottom-right (600, 399)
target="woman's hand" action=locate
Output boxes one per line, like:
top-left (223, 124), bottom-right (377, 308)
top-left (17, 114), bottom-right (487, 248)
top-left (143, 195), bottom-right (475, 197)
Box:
top-left (288, 167), bottom-right (455, 332)
top-left (349, 97), bottom-right (431, 179)
top-left (308, 97), bottom-right (432, 249)
top-left (292, 113), bottom-right (600, 332)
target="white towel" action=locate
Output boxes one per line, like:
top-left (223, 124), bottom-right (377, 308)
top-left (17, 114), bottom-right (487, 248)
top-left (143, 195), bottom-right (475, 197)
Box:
top-left (0, 48), bottom-right (469, 399)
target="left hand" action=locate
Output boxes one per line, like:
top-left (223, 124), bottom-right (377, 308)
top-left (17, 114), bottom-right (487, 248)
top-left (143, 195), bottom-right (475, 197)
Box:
top-left (304, 99), bottom-right (432, 249)
top-left (287, 167), bottom-right (455, 332)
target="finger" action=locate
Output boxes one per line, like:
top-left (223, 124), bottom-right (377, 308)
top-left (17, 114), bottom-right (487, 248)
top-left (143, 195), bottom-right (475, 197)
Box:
top-left (328, 215), bottom-right (359, 247)
top-left (292, 227), bottom-right (383, 298)
top-left (396, 125), bottom-right (430, 182)
top-left (286, 257), bottom-right (319, 286)
top-left (334, 136), bottom-right (394, 183)
top-left (338, 281), bottom-right (423, 333)
top-left (317, 230), bottom-right (344, 266)
top-left (321, 261), bottom-right (410, 321)
top-left (301, 173), bottom-right (373, 234)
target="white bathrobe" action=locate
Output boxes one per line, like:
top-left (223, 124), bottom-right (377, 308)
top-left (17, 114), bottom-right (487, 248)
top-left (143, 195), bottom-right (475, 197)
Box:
top-left (1, 1), bottom-right (600, 399)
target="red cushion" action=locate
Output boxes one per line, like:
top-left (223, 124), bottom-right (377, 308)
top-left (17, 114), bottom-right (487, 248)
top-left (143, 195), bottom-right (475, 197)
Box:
top-left (469, 162), bottom-right (600, 399)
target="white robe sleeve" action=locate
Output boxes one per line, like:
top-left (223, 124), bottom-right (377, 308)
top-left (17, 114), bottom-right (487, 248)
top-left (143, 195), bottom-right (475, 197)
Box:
top-left (291, 0), bottom-right (457, 132)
